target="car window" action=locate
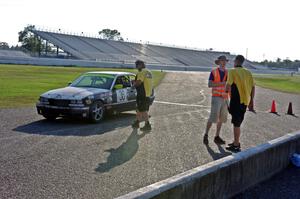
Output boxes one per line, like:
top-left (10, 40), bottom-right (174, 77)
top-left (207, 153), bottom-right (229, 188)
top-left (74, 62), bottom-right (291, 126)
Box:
top-left (77, 76), bottom-right (93, 87)
top-left (114, 75), bottom-right (131, 89)
top-left (122, 76), bottom-right (132, 87)
top-left (71, 74), bottom-right (115, 89)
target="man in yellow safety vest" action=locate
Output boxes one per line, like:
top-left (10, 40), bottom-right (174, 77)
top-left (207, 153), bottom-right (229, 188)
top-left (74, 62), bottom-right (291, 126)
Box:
top-left (225, 55), bottom-right (255, 152)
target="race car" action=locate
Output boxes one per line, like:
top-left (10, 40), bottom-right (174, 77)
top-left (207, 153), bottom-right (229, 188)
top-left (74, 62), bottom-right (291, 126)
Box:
top-left (36, 71), bottom-right (154, 123)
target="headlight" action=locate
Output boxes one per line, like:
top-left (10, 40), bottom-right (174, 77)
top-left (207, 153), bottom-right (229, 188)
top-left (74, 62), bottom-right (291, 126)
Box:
top-left (82, 96), bottom-right (94, 105)
top-left (84, 98), bottom-right (92, 105)
top-left (39, 96), bottom-right (49, 103)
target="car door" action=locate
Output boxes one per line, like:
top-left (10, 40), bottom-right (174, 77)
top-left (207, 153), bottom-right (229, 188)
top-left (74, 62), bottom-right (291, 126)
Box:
top-left (112, 75), bottom-right (136, 112)
top-left (128, 75), bottom-right (137, 102)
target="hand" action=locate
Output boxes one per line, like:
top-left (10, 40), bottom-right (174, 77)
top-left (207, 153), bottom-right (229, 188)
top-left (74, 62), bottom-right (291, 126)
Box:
top-left (248, 99), bottom-right (255, 112)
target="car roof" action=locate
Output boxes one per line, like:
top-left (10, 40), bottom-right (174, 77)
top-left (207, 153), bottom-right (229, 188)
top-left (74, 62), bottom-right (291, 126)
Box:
top-left (85, 71), bottom-right (135, 76)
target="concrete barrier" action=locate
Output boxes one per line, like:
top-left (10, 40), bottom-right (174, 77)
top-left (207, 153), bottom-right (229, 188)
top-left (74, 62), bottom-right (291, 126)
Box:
top-left (1, 56), bottom-right (297, 74)
top-left (0, 56), bottom-right (212, 71)
top-left (117, 131), bottom-right (300, 199)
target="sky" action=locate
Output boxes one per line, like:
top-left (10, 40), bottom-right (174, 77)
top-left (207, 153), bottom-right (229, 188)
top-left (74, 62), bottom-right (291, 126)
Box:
top-left (0, 0), bottom-right (299, 61)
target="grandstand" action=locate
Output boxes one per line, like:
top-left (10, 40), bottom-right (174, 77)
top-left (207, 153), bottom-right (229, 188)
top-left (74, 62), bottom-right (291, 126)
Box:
top-left (28, 29), bottom-right (256, 69)
top-left (0, 27), bottom-right (257, 70)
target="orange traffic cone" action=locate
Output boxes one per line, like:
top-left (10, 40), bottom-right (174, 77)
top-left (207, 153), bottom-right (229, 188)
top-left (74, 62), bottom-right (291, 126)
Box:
top-left (270, 100), bottom-right (277, 114)
top-left (287, 102), bottom-right (295, 115)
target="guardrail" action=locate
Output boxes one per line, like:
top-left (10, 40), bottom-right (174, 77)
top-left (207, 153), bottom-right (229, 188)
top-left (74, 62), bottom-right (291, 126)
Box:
top-left (116, 131), bottom-right (300, 199)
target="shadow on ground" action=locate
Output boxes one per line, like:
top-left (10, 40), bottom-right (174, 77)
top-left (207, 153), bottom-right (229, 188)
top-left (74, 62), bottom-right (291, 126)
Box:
top-left (13, 113), bottom-right (135, 136)
top-left (205, 144), bottom-right (232, 160)
top-left (95, 129), bottom-right (150, 173)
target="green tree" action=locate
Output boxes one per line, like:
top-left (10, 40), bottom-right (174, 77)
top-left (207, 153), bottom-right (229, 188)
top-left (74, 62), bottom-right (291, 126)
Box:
top-left (0, 42), bottom-right (9, 49)
top-left (18, 25), bottom-right (53, 55)
top-left (255, 58), bottom-right (299, 70)
top-left (276, 58), bottom-right (281, 63)
top-left (18, 25), bottom-right (39, 52)
top-left (98, 29), bottom-right (123, 41)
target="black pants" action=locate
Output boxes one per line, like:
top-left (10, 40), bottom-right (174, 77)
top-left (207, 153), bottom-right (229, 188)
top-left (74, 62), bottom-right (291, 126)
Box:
top-left (136, 97), bottom-right (150, 112)
top-left (229, 100), bottom-right (247, 127)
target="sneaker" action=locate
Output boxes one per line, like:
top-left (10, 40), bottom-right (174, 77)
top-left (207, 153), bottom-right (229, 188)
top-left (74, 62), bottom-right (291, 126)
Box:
top-left (227, 142), bottom-right (234, 146)
top-left (140, 123), bottom-right (152, 131)
top-left (214, 136), bottom-right (226, 145)
top-left (203, 134), bottom-right (209, 145)
top-left (131, 120), bottom-right (139, 128)
top-left (227, 142), bottom-right (241, 147)
top-left (226, 144), bottom-right (241, 153)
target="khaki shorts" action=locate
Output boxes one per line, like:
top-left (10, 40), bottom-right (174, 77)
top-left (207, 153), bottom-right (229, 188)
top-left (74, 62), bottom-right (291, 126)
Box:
top-left (208, 96), bottom-right (228, 123)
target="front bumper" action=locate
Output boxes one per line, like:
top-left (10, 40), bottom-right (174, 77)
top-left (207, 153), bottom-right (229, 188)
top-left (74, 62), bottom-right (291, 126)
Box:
top-left (36, 103), bottom-right (90, 118)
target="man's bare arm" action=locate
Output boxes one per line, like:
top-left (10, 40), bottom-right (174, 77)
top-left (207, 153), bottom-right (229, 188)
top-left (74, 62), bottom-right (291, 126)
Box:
top-left (247, 86), bottom-right (255, 111)
top-left (250, 86), bottom-right (255, 101)
top-left (208, 80), bottom-right (226, 88)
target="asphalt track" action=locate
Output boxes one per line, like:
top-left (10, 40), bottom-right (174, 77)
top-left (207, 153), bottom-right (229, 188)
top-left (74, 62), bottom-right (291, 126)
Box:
top-left (1, 72), bottom-right (300, 199)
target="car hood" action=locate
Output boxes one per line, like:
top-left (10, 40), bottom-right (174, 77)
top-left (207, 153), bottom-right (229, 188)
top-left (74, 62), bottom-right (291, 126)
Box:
top-left (41, 87), bottom-right (110, 100)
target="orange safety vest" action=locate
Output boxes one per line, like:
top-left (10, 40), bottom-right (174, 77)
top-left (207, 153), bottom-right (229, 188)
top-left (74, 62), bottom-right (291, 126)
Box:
top-left (211, 68), bottom-right (229, 99)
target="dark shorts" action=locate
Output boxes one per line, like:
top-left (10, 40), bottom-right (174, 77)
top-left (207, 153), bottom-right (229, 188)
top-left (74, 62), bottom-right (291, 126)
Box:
top-left (137, 97), bottom-right (150, 112)
top-left (229, 100), bottom-right (247, 127)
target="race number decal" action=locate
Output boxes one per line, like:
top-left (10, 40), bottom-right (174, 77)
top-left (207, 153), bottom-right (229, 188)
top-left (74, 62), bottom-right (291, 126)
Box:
top-left (116, 88), bottom-right (128, 103)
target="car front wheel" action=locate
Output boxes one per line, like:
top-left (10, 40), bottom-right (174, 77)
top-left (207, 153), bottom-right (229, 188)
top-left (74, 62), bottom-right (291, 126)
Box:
top-left (89, 101), bottom-right (105, 123)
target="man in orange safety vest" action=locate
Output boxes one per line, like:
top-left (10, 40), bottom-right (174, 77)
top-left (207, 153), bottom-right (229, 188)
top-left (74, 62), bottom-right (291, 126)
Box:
top-left (203, 55), bottom-right (229, 145)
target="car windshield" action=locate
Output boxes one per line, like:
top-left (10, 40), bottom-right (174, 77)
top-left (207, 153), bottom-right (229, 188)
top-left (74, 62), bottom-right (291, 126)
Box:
top-left (70, 74), bottom-right (115, 89)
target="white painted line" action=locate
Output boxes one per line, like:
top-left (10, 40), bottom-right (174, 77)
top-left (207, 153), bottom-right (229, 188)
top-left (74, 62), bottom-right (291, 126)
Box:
top-left (154, 101), bottom-right (210, 108)
top-left (198, 89), bottom-right (207, 104)
top-left (154, 90), bottom-right (207, 108)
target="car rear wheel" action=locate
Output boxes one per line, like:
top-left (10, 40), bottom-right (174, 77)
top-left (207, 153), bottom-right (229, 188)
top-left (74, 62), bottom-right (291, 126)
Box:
top-left (89, 101), bottom-right (105, 123)
top-left (43, 114), bottom-right (58, 121)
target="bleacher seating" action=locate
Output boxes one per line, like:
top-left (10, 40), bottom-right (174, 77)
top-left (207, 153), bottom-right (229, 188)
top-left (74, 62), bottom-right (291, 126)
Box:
top-left (31, 30), bottom-right (257, 69)
top-left (0, 49), bottom-right (30, 58)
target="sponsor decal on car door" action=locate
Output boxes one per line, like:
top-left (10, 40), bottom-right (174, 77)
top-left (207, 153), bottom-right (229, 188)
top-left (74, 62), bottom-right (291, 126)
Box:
top-left (116, 88), bottom-right (128, 103)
